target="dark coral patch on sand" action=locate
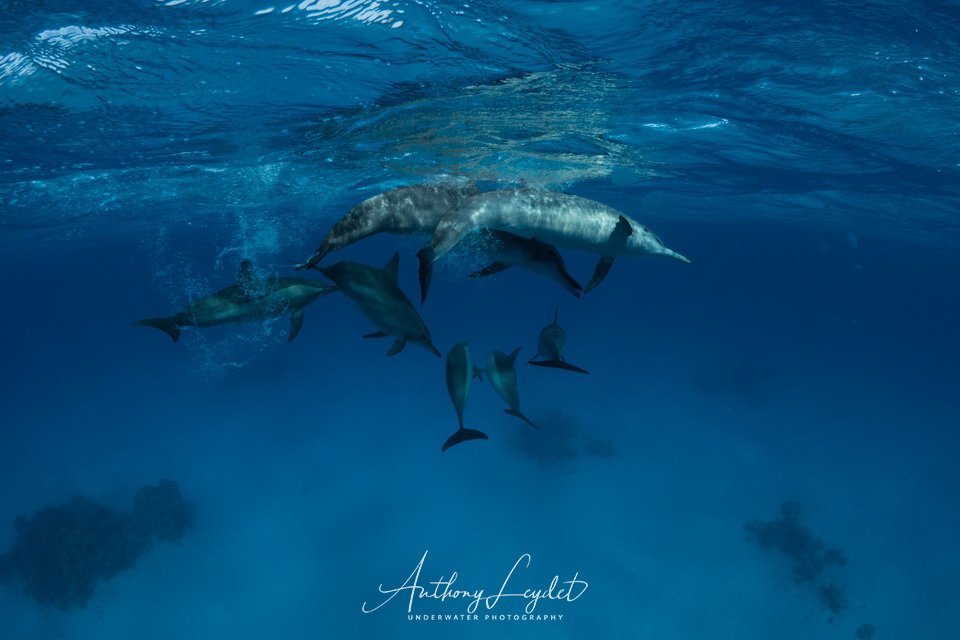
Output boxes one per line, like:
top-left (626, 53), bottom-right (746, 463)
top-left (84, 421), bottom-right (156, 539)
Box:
top-left (511, 410), bottom-right (615, 470)
top-left (745, 501), bottom-right (849, 615)
top-left (0, 480), bottom-right (192, 610)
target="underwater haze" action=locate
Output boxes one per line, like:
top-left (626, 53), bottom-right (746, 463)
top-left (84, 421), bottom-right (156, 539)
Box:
top-left (2, 0), bottom-right (959, 638)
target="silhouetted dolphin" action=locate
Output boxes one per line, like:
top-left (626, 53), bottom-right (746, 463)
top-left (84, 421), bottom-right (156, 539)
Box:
top-left (317, 253), bottom-right (441, 357)
top-left (417, 189), bottom-right (689, 302)
top-left (528, 306), bottom-right (588, 374)
top-left (468, 230), bottom-right (583, 297)
top-left (442, 342), bottom-right (489, 451)
top-left (297, 183), bottom-right (479, 270)
top-left (485, 348), bottom-right (538, 430)
top-left (136, 260), bottom-right (336, 343)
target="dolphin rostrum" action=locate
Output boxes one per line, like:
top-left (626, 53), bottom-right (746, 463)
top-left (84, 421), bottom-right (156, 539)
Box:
top-left (528, 306), bottom-right (588, 374)
top-left (136, 260), bottom-right (336, 343)
top-left (442, 342), bottom-right (489, 451)
top-left (316, 253), bottom-right (441, 357)
top-left (417, 189), bottom-right (690, 302)
top-left (485, 348), bottom-right (538, 430)
top-left (468, 230), bottom-right (583, 298)
top-left (297, 183), bottom-right (479, 270)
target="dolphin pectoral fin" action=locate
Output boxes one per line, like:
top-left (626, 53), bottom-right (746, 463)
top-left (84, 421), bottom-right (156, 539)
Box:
top-left (509, 347), bottom-right (522, 363)
top-left (528, 359), bottom-right (589, 374)
top-left (472, 365), bottom-right (484, 381)
top-left (135, 317), bottom-right (181, 343)
top-left (417, 247), bottom-right (435, 304)
top-left (505, 408), bottom-right (539, 430)
top-left (426, 342), bottom-right (442, 358)
top-left (441, 427), bottom-right (489, 452)
top-left (585, 256), bottom-right (615, 293)
top-left (363, 331), bottom-right (389, 339)
top-left (288, 310), bottom-right (305, 342)
top-left (584, 216), bottom-right (632, 293)
top-left (386, 338), bottom-right (406, 356)
top-left (469, 262), bottom-right (511, 278)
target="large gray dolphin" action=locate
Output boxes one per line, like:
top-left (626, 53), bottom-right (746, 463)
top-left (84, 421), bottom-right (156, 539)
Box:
top-left (297, 183), bottom-right (479, 270)
top-left (417, 189), bottom-right (690, 302)
top-left (485, 348), bottom-right (538, 430)
top-left (316, 253), bottom-right (441, 357)
top-left (528, 306), bottom-right (588, 374)
top-left (442, 342), bottom-right (489, 451)
top-left (136, 260), bottom-right (336, 343)
top-left (468, 230), bottom-right (583, 298)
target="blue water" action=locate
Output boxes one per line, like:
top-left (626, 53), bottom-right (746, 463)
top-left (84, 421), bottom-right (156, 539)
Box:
top-left (2, 0), bottom-right (959, 637)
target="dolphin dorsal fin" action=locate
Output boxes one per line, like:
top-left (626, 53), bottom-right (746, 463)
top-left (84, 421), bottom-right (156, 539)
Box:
top-left (237, 259), bottom-right (255, 290)
top-left (384, 252), bottom-right (400, 281)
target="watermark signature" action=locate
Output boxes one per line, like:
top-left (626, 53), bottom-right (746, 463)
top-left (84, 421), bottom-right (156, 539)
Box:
top-left (362, 550), bottom-right (588, 618)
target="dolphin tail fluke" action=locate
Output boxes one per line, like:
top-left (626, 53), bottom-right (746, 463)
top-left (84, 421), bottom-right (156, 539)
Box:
top-left (505, 408), bottom-right (539, 430)
top-left (135, 317), bottom-right (181, 343)
top-left (441, 427), bottom-right (488, 452)
top-left (560, 271), bottom-right (584, 297)
top-left (529, 359), bottom-right (589, 374)
top-left (417, 246), bottom-right (435, 304)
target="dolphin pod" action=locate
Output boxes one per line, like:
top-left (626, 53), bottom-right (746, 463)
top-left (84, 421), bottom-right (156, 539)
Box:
top-left (442, 342), bottom-right (489, 451)
top-left (316, 253), bottom-right (441, 357)
top-left (140, 183), bottom-right (689, 452)
top-left (417, 188), bottom-right (689, 303)
top-left (136, 260), bottom-right (336, 343)
top-left (528, 306), bottom-right (589, 374)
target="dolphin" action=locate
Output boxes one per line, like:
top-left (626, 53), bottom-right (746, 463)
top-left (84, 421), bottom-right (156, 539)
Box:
top-left (136, 260), bottom-right (336, 343)
top-left (316, 253), bottom-right (441, 357)
top-left (442, 342), bottom-right (489, 451)
top-left (528, 306), bottom-right (588, 374)
top-left (417, 189), bottom-right (690, 302)
top-left (468, 230), bottom-right (583, 298)
top-left (297, 183), bottom-right (479, 270)
top-left (485, 348), bottom-right (538, 430)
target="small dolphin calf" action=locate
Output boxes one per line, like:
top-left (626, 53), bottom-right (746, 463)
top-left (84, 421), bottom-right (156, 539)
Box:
top-left (418, 189), bottom-right (689, 302)
top-left (528, 306), bottom-right (588, 374)
top-left (136, 260), bottom-right (336, 343)
top-left (442, 342), bottom-right (489, 451)
top-left (485, 348), bottom-right (538, 430)
top-left (469, 230), bottom-right (583, 298)
top-left (317, 253), bottom-right (441, 357)
top-left (297, 183), bottom-right (478, 270)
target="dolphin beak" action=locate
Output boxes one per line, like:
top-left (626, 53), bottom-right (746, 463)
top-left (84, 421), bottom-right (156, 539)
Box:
top-left (662, 247), bottom-right (691, 264)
